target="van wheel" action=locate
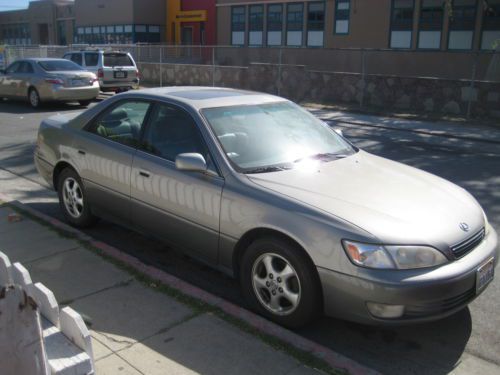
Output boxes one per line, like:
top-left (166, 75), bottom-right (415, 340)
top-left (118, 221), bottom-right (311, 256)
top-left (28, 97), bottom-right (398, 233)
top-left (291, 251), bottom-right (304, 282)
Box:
top-left (240, 236), bottom-right (321, 328)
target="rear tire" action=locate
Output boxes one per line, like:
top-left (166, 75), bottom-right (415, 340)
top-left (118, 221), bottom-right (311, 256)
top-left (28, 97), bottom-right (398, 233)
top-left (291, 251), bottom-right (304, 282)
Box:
top-left (28, 88), bottom-right (41, 109)
top-left (240, 236), bottom-right (322, 328)
top-left (57, 168), bottom-right (97, 228)
top-left (79, 100), bottom-right (91, 107)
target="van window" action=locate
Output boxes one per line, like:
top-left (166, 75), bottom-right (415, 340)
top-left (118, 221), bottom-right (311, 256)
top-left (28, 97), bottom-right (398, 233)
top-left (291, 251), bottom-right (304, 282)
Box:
top-left (84, 53), bottom-right (99, 67)
top-left (103, 53), bottom-right (134, 67)
top-left (70, 53), bottom-right (83, 66)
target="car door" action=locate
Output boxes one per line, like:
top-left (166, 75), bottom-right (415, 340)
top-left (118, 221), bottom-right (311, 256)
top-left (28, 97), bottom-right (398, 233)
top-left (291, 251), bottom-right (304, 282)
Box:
top-left (74, 99), bottom-right (153, 225)
top-left (130, 102), bottom-right (224, 263)
top-left (13, 61), bottom-right (34, 98)
top-left (0, 61), bottom-right (21, 97)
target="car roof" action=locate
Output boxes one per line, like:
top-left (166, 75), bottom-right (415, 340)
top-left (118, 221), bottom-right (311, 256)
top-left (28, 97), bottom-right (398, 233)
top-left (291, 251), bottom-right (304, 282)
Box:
top-left (128, 86), bottom-right (287, 110)
top-left (23, 58), bottom-right (72, 62)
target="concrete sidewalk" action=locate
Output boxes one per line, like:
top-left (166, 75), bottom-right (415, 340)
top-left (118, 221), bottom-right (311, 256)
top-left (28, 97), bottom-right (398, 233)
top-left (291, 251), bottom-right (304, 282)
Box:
top-left (0, 203), bottom-right (329, 375)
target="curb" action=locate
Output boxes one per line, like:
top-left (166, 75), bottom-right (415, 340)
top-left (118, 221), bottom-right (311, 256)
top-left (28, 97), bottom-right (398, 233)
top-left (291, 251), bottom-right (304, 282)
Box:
top-left (307, 108), bottom-right (500, 146)
top-left (0, 192), bottom-right (379, 375)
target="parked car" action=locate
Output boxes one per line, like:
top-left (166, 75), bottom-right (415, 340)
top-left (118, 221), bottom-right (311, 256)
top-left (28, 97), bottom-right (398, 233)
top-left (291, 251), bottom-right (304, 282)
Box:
top-left (0, 58), bottom-right (99, 108)
top-left (63, 49), bottom-right (140, 93)
top-left (34, 87), bottom-right (498, 328)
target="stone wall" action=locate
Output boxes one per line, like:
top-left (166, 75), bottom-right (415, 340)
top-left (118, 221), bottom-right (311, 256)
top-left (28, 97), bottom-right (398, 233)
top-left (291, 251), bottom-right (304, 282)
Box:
top-left (138, 62), bottom-right (500, 119)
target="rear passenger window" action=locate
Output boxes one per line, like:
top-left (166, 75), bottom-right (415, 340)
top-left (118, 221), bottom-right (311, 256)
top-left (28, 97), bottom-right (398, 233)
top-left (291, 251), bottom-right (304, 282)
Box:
top-left (70, 53), bottom-right (83, 66)
top-left (88, 101), bottom-right (151, 147)
top-left (84, 53), bottom-right (99, 67)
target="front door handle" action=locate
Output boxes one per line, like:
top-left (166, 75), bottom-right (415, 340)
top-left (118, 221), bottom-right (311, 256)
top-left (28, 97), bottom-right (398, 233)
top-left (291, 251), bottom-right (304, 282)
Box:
top-left (139, 170), bottom-right (150, 178)
top-left (78, 150), bottom-right (86, 155)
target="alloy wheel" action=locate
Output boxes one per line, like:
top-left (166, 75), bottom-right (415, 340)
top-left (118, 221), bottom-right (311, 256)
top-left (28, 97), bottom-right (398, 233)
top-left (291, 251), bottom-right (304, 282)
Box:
top-left (251, 252), bottom-right (301, 316)
top-left (62, 177), bottom-right (84, 219)
top-left (29, 90), bottom-right (39, 107)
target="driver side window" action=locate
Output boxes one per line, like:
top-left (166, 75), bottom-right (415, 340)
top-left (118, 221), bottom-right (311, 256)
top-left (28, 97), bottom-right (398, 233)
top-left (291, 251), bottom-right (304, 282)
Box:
top-left (88, 100), bottom-right (151, 148)
top-left (6, 62), bottom-right (20, 74)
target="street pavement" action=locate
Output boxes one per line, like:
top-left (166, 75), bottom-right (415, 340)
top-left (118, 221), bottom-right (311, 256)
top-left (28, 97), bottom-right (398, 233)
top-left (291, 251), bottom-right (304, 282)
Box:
top-left (0, 96), bottom-right (499, 374)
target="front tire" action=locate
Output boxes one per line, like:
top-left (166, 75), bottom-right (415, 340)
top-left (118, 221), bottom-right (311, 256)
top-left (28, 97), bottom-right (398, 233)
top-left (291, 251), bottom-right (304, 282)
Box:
top-left (57, 168), bottom-right (97, 228)
top-left (78, 100), bottom-right (91, 107)
top-left (240, 237), bottom-right (322, 328)
top-left (28, 88), bottom-right (41, 108)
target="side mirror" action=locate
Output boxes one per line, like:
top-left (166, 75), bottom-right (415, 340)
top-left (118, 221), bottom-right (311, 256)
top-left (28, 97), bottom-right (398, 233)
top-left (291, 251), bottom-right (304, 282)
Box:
top-left (175, 153), bottom-right (207, 173)
top-left (334, 128), bottom-right (344, 137)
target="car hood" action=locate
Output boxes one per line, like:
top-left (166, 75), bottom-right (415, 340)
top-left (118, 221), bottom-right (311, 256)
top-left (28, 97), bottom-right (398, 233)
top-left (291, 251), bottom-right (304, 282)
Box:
top-left (247, 151), bottom-right (484, 248)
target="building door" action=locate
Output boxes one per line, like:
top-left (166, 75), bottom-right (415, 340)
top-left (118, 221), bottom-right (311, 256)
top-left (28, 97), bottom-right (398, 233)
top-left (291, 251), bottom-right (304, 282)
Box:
top-left (39, 24), bottom-right (49, 45)
top-left (181, 26), bottom-right (193, 45)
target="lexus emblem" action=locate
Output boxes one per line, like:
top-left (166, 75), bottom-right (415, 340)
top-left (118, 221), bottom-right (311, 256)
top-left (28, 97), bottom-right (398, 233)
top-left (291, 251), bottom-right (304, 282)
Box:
top-left (459, 222), bottom-right (470, 232)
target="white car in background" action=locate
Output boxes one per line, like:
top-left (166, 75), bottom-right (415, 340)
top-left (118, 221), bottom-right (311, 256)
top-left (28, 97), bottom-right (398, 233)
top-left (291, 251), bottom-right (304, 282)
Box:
top-left (63, 49), bottom-right (140, 93)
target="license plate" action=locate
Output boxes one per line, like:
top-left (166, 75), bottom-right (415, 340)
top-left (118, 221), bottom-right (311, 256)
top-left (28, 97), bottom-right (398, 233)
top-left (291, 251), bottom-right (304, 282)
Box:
top-left (71, 79), bottom-right (85, 87)
top-left (476, 257), bottom-right (494, 294)
top-left (114, 71), bottom-right (127, 78)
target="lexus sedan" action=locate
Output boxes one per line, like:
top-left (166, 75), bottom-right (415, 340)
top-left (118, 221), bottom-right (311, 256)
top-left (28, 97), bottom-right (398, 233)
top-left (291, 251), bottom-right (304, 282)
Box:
top-left (34, 87), bottom-right (498, 327)
top-left (0, 58), bottom-right (99, 108)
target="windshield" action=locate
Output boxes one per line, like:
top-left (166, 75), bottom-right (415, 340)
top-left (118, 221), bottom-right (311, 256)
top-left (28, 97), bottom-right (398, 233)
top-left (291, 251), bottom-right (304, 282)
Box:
top-left (38, 60), bottom-right (83, 71)
top-left (202, 102), bottom-right (356, 173)
top-left (103, 53), bottom-right (134, 67)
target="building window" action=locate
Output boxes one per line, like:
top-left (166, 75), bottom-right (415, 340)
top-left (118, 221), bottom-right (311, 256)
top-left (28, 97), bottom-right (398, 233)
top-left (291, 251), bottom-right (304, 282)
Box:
top-left (249, 5), bottom-right (264, 46)
top-left (390, 0), bottom-right (415, 48)
top-left (231, 6), bottom-right (246, 45)
top-left (287, 3), bottom-right (304, 46)
top-left (267, 4), bottom-right (283, 46)
top-left (57, 20), bottom-right (66, 45)
top-left (307, 2), bottom-right (324, 46)
top-left (418, 0), bottom-right (444, 49)
top-left (334, 0), bottom-right (350, 34)
top-left (481, 0), bottom-right (500, 50)
top-left (448, 0), bottom-right (477, 50)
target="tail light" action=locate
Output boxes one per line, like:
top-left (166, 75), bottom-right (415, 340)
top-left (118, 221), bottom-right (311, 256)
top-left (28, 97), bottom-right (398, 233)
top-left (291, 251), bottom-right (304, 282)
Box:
top-left (45, 78), bottom-right (64, 85)
top-left (135, 69), bottom-right (140, 78)
top-left (97, 68), bottom-right (104, 78)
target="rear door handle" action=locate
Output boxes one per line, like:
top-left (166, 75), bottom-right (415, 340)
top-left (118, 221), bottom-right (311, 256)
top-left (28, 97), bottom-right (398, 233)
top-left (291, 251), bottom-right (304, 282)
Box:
top-left (139, 170), bottom-right (150, 178)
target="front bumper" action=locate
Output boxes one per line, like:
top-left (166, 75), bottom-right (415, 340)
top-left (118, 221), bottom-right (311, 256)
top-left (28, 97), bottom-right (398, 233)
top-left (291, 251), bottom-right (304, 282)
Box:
top-left (319, 226), bottom-right (499, 325)
top-left (40, 84), bottom-right (100, 102)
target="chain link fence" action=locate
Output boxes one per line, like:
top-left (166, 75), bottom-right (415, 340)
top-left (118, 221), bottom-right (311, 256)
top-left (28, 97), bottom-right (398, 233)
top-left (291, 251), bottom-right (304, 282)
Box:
top-left (3, 44), bottom-right (500, 118)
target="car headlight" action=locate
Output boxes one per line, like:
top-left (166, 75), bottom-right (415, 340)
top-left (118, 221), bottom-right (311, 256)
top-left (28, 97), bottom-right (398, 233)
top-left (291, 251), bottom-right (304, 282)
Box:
top-left (342, 240), bottom-right (448, 270)
top-left (483, 210), bottom-right (490, 236)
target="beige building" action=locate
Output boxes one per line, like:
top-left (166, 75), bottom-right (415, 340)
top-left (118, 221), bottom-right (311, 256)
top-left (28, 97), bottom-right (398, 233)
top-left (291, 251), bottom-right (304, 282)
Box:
top-left (216, 0), bottom-right (500, 51)
top-left (0, 0), bottom-right (75, 45)
top-left (74, 0), bottom-right (166, 44)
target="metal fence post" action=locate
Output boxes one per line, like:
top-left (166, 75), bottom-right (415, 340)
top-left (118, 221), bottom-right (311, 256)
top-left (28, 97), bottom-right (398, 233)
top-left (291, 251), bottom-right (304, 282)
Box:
top-left (159, 45), bottom-right (163, 87)
top-left (277, 48), bottom-right (283, 96)
top-left (212, 46), bottom-right (215, 87)
top-left (466, 52), bottom-right (478, 119)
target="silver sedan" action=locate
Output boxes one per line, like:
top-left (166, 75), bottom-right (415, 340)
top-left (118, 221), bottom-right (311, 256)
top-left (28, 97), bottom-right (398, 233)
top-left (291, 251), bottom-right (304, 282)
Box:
top-left (34, 87), bottom-right (498, 328)
top-left (0, 58), bottom-right (99, 108)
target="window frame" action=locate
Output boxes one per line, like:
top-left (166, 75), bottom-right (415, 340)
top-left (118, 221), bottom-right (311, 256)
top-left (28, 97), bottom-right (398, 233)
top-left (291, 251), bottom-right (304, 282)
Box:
top-left (231, 6), bottom-right (246, 46)
top-left (480, 0), bottom-right (500, 50)
top-left (417, 0), bottom-right (445, 50)
top-left (286, 2), bottom-right (304, 46)
top-left (389, 0), bottom-right (416, 49)
top-left (334, 0), bottom-right (351, 35)
top-left (138, 101), bottom-right (221, 177)
top-left (447, 0), bottom-right (478, 51)
top-left (267, 3), bottom-right (284, 46)
top-left (248, 4), bottom-right (264, 46)
top-left (84, 99), bottom-right (154, 149)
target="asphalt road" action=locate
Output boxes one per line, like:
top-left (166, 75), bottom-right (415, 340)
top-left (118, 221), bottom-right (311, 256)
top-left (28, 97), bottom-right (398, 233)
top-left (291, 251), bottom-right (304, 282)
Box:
top-left (0, 96), bottom-right (499, 375)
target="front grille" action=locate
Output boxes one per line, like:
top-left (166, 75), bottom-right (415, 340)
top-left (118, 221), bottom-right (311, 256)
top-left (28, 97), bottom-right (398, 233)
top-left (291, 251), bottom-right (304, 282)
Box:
top-left (450, 228), bottom-right (485, 259)
top-left (404, 287), bottom-right (476, 318)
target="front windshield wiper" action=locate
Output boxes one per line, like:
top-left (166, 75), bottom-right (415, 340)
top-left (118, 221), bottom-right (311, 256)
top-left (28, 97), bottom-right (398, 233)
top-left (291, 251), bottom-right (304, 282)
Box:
top-left (293, 152), bottom-right (351, 163)
top-left (244, 165), bottom-right (291, 174)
